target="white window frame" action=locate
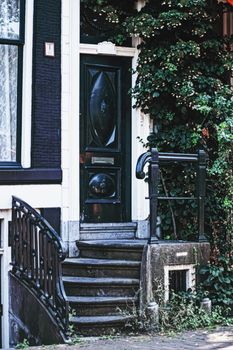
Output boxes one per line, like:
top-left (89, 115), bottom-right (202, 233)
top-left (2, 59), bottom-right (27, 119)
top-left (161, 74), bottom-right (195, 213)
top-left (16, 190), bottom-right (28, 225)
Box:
top-left (164, 264), bottom-right (196, 302)
top-left (20, 0), bottom-right (34, 168)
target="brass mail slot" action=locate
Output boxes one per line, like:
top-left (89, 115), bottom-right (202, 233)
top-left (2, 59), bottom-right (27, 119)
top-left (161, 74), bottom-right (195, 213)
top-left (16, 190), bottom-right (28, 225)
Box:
top-left (91, 157), bottom-right (114, 165)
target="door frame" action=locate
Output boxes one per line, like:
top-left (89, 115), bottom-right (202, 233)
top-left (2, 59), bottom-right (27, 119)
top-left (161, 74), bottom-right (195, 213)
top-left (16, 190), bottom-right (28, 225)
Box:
top-left (61, 0), bottom-right (150, 241)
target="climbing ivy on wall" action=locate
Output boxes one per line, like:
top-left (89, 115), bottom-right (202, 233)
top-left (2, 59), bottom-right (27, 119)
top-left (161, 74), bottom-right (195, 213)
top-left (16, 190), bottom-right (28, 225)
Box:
top-left (82, 0), bottom-right (233, 261)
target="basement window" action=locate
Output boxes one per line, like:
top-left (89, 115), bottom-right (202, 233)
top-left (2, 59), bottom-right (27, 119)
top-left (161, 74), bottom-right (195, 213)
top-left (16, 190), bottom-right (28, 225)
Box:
top-left (169, 269), bottom-right (188, 298)
top-left (164, 264), bottom-right (196, 301)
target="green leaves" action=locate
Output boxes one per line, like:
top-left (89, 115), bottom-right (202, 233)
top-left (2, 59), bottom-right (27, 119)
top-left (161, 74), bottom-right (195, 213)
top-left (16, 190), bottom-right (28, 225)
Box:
top-left (86, 0), bottom-right (233, 304)
top-left (200, 255), bottom-right (233, 306)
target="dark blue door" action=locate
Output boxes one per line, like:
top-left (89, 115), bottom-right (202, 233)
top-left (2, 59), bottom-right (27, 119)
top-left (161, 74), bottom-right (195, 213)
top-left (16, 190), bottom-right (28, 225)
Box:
top-left (80, 55), bottom-right (131, 223)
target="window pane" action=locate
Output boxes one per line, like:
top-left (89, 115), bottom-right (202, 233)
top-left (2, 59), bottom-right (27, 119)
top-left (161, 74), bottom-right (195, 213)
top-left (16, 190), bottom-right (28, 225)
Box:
top-left (0, 44), bottom-right (18, 161)
top-left (0, 0), bottom-right (20, 40)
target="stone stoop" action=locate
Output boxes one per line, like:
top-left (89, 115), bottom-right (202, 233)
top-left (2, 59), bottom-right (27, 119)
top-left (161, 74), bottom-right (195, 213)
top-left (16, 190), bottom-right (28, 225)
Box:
top-left (79, 223), bottom-right (137, 241)
top-left (62, 239), bottom-right (146, 335)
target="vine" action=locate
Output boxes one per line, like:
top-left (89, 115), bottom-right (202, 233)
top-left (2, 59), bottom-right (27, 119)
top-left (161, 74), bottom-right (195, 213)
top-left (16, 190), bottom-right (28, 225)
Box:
top-left (82, 0), bottom-right (233, 305)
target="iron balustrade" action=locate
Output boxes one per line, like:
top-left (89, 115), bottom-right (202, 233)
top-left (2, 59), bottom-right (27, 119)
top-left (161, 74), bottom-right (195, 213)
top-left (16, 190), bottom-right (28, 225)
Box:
top-left (136, 148), bottom-right (208, 244)
top-left (11, 196), bottom-right (69, 338)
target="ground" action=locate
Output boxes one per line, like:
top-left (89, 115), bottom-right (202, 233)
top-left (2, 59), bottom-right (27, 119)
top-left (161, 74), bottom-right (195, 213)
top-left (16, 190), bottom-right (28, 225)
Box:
top-left (17, 326), bottom-right (233, 350)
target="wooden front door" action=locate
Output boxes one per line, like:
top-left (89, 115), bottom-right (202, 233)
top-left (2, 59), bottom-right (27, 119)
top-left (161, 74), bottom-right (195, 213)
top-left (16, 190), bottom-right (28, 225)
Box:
top-left (80, 54), bottom-right (131, 223)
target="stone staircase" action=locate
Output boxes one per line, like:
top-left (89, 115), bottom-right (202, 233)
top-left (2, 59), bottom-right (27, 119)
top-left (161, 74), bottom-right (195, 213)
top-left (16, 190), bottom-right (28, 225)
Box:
top-left (62, 239), bottom-right (145, 335)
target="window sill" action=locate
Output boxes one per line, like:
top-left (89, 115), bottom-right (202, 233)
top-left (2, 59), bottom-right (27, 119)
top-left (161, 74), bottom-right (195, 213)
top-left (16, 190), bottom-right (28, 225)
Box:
top-left (0, 168), bottom-right (62, 185)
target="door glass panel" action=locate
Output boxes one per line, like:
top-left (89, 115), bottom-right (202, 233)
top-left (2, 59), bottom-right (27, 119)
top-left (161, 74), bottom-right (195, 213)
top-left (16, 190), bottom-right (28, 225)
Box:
top-left (89, 71), bottom-right (117, 148)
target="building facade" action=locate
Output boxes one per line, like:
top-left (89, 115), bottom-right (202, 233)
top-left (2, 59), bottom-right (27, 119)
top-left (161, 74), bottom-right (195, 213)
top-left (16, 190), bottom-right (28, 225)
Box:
top-left (0, 1), bottom-right (151, 346)
top-left (0, 0), bottom-right (232, 347)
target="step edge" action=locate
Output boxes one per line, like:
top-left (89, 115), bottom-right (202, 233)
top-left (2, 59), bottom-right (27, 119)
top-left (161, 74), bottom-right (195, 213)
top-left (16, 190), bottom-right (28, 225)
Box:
top-left (67, 296), bottom-right (138, 304)
top-left (63, 277), bottom-right (140, 285)
top-left (70, 315), bottom-right (133, 324)
top-left (80, 223), bottom-right (137, 230)
top-left (63, 258), bottom-right (141, 266)
top-left (77, 240), bottom-right (146, 248)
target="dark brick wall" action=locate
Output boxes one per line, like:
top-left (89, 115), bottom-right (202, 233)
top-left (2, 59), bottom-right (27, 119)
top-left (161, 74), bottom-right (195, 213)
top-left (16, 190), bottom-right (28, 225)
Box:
top-left (31, 0), bottom-right (61, 168)
top-left (40, 207), bottom-right (61, 235)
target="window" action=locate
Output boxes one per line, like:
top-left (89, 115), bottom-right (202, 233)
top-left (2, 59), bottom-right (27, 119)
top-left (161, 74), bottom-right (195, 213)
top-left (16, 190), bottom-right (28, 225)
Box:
top-left (0, 0), bottom-right (24, 164)
top-left (164, 265), bottom-right (196, 301)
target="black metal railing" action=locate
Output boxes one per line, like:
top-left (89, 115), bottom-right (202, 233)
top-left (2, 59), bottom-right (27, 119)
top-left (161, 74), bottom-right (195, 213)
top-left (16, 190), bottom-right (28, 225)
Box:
top-left (11, 196), bottom-right (69, 337)
top-left (136, 148), bottom-right (208, 244)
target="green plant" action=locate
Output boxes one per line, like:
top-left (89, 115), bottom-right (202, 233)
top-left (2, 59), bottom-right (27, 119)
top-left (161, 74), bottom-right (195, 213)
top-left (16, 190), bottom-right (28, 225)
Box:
top-left (200, 254), bottom-right (233, 307)
top-left (151, 280), bottom-right (229, 333)
top-left (15, 339), bottom-right (30, 349)
top-left (67, 308), bottom-right (84, 344)
top-left (120, 280), bottom-right (233, 334)
top-left (82, 0), bottom-right (233, 308)
top-left (67, 323), bottom-right (83, 345)
top-left (158, 292), bottom-right (233, 333)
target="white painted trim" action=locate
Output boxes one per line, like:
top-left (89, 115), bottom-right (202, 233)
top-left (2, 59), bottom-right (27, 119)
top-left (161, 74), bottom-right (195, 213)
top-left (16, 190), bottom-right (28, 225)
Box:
top-left (79, 43), bottom-right (136, 57)
top-left (135, 0), bottom-right (146, 11)
top-left (131, 38), bottom-right (150, 233)
top-left (21, 0), bottom-right (34, 168)
top-left (69, 0), bottom-right (80, 221)
top-left (0, 185), bottom-right (61, 209)
top-left (164, 264), bottom-right (196, 302)
top-left (0, 211), bottom-right (12, 349)
top-left (61, 0), bottom-right (80, 244)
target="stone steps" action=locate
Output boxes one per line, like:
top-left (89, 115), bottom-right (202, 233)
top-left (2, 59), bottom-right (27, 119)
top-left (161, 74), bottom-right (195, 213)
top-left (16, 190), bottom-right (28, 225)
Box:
top-left (63, 276), bottom-right (140, 297)
top-left (79, 223), bottom-right (137, 241)
top-left (77, 240), bottom-right (145, 261)
top-left (67, 295), bottom-right (138, 316)
top-left (63, 258), bottom-right (141, 278)
top-left (62, 239), bottom-right (145, 336)
top-left (70, 315), bottom-right (133, 335)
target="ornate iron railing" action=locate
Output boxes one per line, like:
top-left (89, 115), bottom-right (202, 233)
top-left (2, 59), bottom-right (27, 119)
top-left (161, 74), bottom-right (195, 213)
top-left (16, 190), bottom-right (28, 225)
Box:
top-left (11, 196), bottom-right (69, 337)
top-left (136, 148), bottom-right (208, 244)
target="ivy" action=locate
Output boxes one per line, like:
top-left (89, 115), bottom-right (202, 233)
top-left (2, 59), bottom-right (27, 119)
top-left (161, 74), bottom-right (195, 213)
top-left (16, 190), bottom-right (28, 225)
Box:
top-left (84, 0), bottom-right (233, 303)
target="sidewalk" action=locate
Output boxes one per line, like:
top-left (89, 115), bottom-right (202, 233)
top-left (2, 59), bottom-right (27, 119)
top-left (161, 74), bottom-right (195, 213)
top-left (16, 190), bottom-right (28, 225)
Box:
top-left (24, 326), bottom-right (233, 350)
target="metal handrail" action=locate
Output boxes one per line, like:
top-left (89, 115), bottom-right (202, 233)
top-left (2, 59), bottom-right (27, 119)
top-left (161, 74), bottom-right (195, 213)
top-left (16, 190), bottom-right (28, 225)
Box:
top-left (136, 148), bottom-right (208, 244)
top-left (11, 196), bottom-right (69, 338)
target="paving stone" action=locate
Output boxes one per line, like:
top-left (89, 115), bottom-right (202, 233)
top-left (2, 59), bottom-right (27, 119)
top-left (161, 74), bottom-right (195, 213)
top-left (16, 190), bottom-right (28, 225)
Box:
top-left (19, 326), bottom-right (233, 350)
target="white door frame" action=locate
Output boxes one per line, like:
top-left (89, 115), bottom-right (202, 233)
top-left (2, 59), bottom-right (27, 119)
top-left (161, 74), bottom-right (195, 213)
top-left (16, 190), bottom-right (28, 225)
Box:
top-left (61, 0), bottom-right (150, 251)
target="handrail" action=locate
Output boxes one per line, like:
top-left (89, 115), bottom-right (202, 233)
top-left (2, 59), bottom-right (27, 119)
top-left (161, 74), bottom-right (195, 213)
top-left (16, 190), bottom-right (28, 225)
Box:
top-left (11, 196), bottom-right (69, 338)
top-left (136, 148), bottom-right (208, 244)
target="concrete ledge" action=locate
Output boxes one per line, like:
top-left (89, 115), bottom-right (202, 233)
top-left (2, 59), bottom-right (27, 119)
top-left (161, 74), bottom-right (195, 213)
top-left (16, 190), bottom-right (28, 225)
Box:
top-left (140, 241), bottom-right (210, 307)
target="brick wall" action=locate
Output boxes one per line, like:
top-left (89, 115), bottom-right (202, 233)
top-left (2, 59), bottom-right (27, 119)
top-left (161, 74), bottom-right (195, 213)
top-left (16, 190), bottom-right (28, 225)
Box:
top-left (31, 0), bottom-right (61, 168)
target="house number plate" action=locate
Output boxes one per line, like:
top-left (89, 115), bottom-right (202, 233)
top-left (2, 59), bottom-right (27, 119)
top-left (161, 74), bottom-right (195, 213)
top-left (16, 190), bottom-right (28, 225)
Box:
top-left (91, 157), bottom-right (114, 165)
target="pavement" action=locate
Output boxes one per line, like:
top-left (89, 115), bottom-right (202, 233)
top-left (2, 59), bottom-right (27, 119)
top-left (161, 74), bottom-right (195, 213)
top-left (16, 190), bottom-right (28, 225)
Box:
top-left (24, 326), bottom-right (233, 350)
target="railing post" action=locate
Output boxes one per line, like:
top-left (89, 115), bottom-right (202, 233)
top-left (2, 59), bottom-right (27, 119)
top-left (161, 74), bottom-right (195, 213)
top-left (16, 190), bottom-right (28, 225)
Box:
top-left (149, 148), bottom-right (160, 244)
top-left (197, 150), bottom-right (208, 242)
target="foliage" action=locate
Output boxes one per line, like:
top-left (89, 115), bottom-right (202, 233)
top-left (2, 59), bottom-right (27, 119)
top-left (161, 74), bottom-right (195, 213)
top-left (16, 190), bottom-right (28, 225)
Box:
top-left (150, 281), bottom-right (233, 332)
top-left (67, 308), bottom-right (84, 344)
top-left (200, 254), bottom-right (233, 307)
top-left (83, 0), bottom-right (233, 303)
top-left (123, 282), bottom-right (233, 333)
top-left (158, 292), bottom-right (233, 333)
top-left (15, 339), bottom-right (30, 349)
